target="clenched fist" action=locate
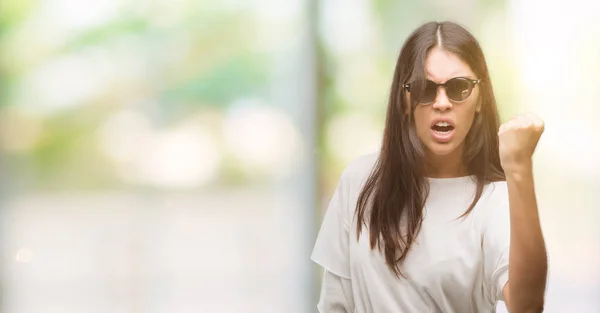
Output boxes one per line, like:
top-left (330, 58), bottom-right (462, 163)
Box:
top-left (498, 113), bottom-right (545, 174)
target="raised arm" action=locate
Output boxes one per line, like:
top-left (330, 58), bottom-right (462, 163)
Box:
top-left (498, 113), bottom-right (548, 312)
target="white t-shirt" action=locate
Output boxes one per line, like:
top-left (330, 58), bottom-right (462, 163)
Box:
top-left (311, 153), bottom-right (511, 313)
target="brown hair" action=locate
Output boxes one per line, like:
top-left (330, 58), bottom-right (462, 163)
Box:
top-left (355, 21), bottom-right (505, 277)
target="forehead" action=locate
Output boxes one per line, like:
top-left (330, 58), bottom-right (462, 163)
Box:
top-left (425, 47), bottom-right (475, 83)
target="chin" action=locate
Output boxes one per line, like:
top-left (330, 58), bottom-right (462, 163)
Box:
top-left (425, 142), bottom-right (460, 156)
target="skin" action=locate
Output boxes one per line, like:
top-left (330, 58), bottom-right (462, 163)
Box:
top-left (412, 47), bottom-right (480, 178)
top-left (499, 113), bottom-right (547, 313)
top-left (410, 47), bottom-right (548, 312)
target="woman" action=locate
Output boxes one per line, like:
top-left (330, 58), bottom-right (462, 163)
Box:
top-left (311, 21), bottom-right (547, 313)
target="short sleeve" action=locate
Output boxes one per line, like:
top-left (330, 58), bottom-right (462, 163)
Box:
top-left (311, 174), bottom-right (351, 279)
top-left (317, 270), bottom-right (354, 313)
top-left (482, 183), bottom-right (511, 302)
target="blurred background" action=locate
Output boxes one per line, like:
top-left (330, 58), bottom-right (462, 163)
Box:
top-left (0, 0), bottom-right (598, 312)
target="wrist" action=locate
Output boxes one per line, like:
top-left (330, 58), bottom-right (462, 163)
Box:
top-left (503, 159), bottom-right (533, 180)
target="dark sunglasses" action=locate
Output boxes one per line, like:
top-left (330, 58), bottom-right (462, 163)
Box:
top-left (403, 77), bottom-right (481, 105)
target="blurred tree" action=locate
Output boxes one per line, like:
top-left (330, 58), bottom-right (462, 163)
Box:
top-left (0, 2), bottom-right (275, 190)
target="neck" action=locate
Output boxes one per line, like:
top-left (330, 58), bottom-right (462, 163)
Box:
top-left (424, 147), bottom-right (468, 178)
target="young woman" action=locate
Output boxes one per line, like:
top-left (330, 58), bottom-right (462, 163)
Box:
top-left (311, 21), bottom-right (547, 313)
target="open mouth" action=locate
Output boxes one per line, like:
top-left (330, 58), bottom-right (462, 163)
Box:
top-left (431, 122), bottom-right (455, 133)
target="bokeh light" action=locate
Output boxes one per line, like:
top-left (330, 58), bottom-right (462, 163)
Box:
top-left (0, 0), bottom-right (598, 312)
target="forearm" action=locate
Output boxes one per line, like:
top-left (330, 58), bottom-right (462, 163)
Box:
top-left (506, 164), bottom-right (548, 312)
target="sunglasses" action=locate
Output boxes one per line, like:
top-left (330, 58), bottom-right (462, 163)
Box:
top-left (403, 77), bottom-right (481, 105)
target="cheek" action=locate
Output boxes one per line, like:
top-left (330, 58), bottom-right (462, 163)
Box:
top-left (412, 107), bottom-right (430, 134)
top-left (457, 102), bottom-right (478, 132)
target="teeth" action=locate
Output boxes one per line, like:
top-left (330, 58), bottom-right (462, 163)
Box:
top-left (435, 121), bottom-right (450, 127)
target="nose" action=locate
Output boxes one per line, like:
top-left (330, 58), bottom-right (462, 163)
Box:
top-left (431, 86), bottom-right (452, 111)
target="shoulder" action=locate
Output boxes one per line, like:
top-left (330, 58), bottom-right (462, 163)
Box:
top-left (477, 180), bottom-right (510, 227)
top-left (332, 153), bottom-right (379, 218)
top-left (482, 180), bottom-right (509, 204)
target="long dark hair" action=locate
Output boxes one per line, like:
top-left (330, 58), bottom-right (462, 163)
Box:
top-left (355, 21), bottom-right (505, 277)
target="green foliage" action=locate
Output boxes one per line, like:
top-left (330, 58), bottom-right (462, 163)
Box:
top-left (61, 18), bottom-right (150, 52)
top-left (0, 0), bottom-right (37, 33)
top-left (161, 54), bottom-right (269, 107)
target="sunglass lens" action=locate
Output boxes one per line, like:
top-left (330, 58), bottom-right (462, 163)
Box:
top-left (446, 78), bottom-right (472, 101)
top-left (412, 80), bottom-right (437, 104)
